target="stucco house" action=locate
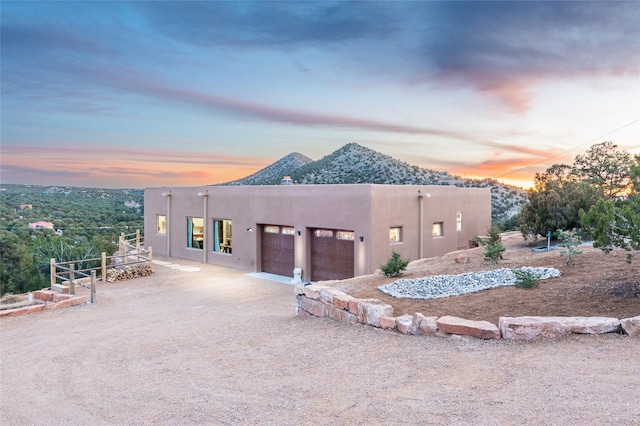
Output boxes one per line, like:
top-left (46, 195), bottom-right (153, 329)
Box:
top-left (144, 184), bottom-right (491, 282)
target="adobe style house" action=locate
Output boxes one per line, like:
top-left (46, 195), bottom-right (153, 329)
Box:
top-left (144, 184), bottom-right (491, 282)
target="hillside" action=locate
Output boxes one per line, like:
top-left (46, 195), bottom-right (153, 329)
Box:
top-left (289, 143), bottom-right (442, 184)
top-left (221, 143), bottom-right (528, 226)
top-left (224, 152), bottom-right (313, 186)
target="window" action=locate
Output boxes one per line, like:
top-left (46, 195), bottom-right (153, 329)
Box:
top-left (336, 231), bottom-right (354, 240)
top-left (157, 215), bottom-right (166, 235)
top-left (213, 219), bottom-right (232, 254)
top-left (187, 217), bottom-right (204, 249)
top-left (432, 222), bottom-right (443, 237)
top-left (314, 229), bottom-right (333, 238)
top-left (456, 212), bottom-right (463, 231)
top-left (264, 225), bottom-right (279, 233)
top-left (389, 227), bottom-right (402, 242)
top-left (281, 226), bottom-right (295, 235)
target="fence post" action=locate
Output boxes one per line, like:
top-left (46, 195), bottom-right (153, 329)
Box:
top-left (119, 232), bottom-right (125, 257)
top-left (50, 258), bottom-right (56, 288)
top-left (90, 270), bottom-right (96, 304)
top-left (148, 246), bottom-right (153, 270)
top-left (136, 229), bottom-right (141, 263)
top-left (69, 264), bottom-right (75, 295)
top-left (102, 252), bottom-right (107, 282)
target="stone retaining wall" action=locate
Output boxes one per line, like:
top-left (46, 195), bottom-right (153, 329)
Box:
top-left (295, 284), bottom-right (640, 340)
top-left (0, 290), bottom-right (88, 317)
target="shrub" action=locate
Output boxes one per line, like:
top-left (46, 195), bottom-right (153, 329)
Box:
top-left (513, 269), bottom-right (539, 289)
top-left (558, 229), bottom-right (583, 265)
top-left (380, 251), bottom-right (409, 277)
top-left (475, 225), bottom-right (506, 264)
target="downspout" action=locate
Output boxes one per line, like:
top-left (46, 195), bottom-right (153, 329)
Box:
top-left (162, 191), bottom-right (172, 257)
top-left (418, 190), bottom-right (424, 259)
top-left (199, 190), bottom-right (209, 263)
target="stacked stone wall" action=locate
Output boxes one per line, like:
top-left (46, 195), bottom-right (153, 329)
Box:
top-left (295, 284), bottom-right (640, 340)
top-left (0, 290), bottom-right (88, 317)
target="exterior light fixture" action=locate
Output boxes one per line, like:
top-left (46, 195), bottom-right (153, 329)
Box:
top-left (297, 230), bottom-right (301, 236)
top-left (247, 227), bottom-right (253, 232)
top-left (359, 236), bottom-right (364, 242)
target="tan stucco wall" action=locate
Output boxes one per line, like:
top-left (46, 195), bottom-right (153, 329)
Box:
top-left (144, 184), bottom-right (491, 280)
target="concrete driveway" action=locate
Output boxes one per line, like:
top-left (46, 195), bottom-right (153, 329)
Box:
top-left (1, 257), bottom-right (639, 425)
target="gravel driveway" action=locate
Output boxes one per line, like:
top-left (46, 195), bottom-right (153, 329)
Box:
top-left (1, 258), bottom-right (639, 425)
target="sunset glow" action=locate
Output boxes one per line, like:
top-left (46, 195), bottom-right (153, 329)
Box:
top-left (2, 2), bottom-right (639, 189)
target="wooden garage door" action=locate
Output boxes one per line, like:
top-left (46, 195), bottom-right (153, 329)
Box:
top-left (261, 225), bottom-right (295, 277)
top-left (311, 229), bottom-right (355, 281)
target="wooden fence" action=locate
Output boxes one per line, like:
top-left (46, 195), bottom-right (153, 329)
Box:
top-left (50, 230), bottom-right (152, 303)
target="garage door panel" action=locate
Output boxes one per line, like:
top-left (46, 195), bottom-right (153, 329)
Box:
top-left (311, 229), bottom-right (354, 281)
top-left (261, 225), bottom-right (294, 277)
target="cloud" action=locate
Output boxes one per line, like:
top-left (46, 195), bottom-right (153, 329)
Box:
top-left (101, 70), bottom-right (477, 140)
top-left (0, 144), bottom-right (269, 187)
top-left (138, 2), bottom-right (395, 48)
top-left (420, 2), bottom-right (640, 112)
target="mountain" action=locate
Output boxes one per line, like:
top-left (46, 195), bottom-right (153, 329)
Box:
top-left (224, 152), bottom-right (313, 186)
top-left (221, 143), bottom-right (528, 226)
top-left (288, 143), bottom-right (442, 184)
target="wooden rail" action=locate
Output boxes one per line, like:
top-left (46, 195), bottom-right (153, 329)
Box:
top-left (50, 230), bottom-right (152, 303)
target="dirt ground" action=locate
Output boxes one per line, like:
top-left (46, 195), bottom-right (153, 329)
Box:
top-left (1, 252), bottom-right (639, 425)
top-left (333, 232), bottom-right (640, 324)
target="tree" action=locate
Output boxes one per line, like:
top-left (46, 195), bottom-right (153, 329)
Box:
top-left (518, 164), bottom-right (599, 238)
top-left (0, 231), bottom-right (46, 295)
top-left (475, 225), bottom-right (506, 264)
top-left (380, 251), bottom-right (409, 277)
top-left (573, 141), bottom-right (634, 199)
top-left (580, 197), bottom-right (640, 263)
top-left (557, 229), bottom-right (583, 265)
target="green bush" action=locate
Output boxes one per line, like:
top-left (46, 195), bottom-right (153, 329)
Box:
top-left (475, 225), bottom-right (506, 264)
top-left (513, 269), bottom-right (539, 289)
top-left (380, 251), bottom-right (409, 277)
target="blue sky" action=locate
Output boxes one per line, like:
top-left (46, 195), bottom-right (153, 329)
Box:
top-left (2, 1), bottom-right (639, 189)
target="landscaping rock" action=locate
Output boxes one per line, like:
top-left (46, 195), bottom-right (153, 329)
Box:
top-left (562, 317), bottom-right (620, 334)
top-left (395, 314), bottom-right (413, 334)
top-left (46, 295), bottom-right (87, 310)
top-left (499, 316), bottom-right (621, 340)
top-left (0, 304), bottom-right (45, 317)
top-left (499, 316), bottom-right (572, 340)
top-left (293, 285), bottom-right (305, 296)
top-left (379, 316), bottom-right (396, 330)
top-left (418, 315), bottom-right (439, 336)
top-left (408, 313), bottom-right (426, 335)
top-left (52, 293), bottom-right (72, 303)
top-left (297, 296), bottom-right (326, 317)
top-left (356, 299), bottom-right (394, 327)
top-left (437, 315), bottom-right (500, 340)
top-left (454, 253), bottom-right (470, 264)
top-left (319, 287), bottom-right (347, 305)
top-left (620, 316), bottom-right (640, 337)
top-left (347, 298), bottom-right (360, 315)
top-left (333, 293), bottom-right (355, 311)
top-left (34, 290), bottom-right (56, 301)
top-left (302, 284), bottom-right (326, 300)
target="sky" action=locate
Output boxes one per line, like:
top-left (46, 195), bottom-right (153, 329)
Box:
top-left (1, 1), bottom-right (639, 190)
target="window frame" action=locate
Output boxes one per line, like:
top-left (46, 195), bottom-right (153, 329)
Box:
top-left (213, 219), bottom-right (233, 254)
top-left (389, 226), bottom-right (402, 243)
top-left (432, 222), bottom-right (444, 238)
top-left (187, 217), bottom-right (204, 249)
top-left (456, 212), bottom-right (463, 232)
top-left (156, 214), bottom-right (167, 235)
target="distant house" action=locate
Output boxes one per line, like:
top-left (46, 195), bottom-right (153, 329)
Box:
top-left (19, 204), bottom-right (33, 211)
top-left (145, 184), bottom-right (491, 282)
top-left (28, 221), bottom-right (54, 230)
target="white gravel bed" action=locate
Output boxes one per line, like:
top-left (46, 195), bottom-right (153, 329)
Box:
top-left (378, 267), bottom-right (561, 300)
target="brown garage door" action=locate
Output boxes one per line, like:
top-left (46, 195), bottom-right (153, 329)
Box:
top-left (261, 225), bottom-right (295, 277)
top-left (311, 229), bottom-right (355, 281)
